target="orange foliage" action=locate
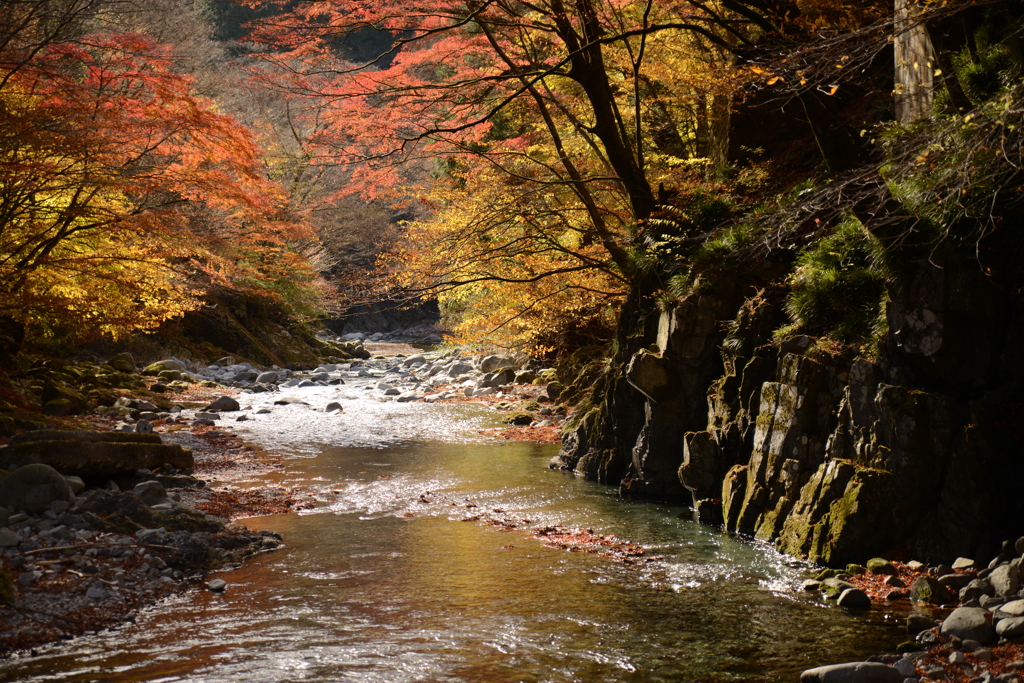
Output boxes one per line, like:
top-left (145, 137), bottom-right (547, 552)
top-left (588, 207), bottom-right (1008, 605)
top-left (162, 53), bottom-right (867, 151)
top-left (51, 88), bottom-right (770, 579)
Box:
top-left (0, 16), bottom-right (318, 341)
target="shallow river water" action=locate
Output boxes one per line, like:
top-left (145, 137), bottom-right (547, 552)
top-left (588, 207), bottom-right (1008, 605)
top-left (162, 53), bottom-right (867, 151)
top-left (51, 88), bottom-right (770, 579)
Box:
top-left (1, 378), bottom-right (905, 682)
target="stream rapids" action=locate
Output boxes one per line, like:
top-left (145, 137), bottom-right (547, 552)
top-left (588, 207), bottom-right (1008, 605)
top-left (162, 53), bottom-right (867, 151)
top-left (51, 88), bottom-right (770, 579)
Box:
top-left (0, 364), bottom-right (905, 682)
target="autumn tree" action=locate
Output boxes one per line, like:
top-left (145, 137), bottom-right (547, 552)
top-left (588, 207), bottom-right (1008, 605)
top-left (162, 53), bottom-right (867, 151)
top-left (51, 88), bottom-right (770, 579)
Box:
top-left (250, 0), bottom-right (977, 351)
top-left (0, 0), bottom-right (319, 343)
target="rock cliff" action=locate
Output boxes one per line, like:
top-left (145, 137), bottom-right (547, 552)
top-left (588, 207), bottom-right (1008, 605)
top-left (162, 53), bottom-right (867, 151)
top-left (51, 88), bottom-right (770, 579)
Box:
top-left (557, 258), bottom-right (1024, 566)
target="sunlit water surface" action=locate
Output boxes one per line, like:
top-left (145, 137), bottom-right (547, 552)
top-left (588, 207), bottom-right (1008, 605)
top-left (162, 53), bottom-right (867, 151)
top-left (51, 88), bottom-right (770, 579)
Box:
top-left (0, 380), bottom-right (905, 682)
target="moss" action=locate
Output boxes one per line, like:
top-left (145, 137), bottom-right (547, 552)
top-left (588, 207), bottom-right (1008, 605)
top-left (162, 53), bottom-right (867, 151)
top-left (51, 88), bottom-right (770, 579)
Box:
top-left (779, 216), bottom-right (889, 345)
top-left (502, 411), bottom-right (534, 426)
top-left (866, 557), bottom-right (896, 575)
top-left (815, 567), bottom-right (845, 581)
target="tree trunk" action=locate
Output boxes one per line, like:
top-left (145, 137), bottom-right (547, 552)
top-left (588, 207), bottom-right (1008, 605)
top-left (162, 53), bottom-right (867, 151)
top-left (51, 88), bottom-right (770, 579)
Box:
top-left (894, 0), bottom-right (934, 123)
top-left (708, 93), bottom-right (731, 178)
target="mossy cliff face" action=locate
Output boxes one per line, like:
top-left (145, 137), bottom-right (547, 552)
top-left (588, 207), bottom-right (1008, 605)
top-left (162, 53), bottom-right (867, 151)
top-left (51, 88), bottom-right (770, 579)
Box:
top-left (561, 259), bottom-right (1024, 565)
top-left (554, 286), bottom-right (740, 501)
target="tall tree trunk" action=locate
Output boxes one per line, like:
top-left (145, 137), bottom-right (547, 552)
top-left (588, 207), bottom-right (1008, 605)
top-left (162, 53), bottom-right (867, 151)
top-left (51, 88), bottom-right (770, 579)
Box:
top-left (894, 0), bottom-right (934, 123)
top-left (708, 93), bottom-right (731, 178)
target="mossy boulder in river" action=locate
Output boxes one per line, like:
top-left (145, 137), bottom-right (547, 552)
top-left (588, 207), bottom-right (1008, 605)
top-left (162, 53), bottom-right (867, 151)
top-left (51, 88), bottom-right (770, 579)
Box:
top-left (502, 411), bottom-right (534, 426)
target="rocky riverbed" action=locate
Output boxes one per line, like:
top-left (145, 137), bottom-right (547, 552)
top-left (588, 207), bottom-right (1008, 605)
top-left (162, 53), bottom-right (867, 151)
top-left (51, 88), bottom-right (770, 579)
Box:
top-left (0, 344), bottom-right (567, 656)
top-left (4, 342), bottom-right (1024, 682)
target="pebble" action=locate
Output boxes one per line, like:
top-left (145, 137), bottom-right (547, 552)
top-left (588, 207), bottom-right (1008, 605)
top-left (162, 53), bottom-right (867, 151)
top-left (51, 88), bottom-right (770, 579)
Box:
top-left (207, 579), bottom-right (227, 592)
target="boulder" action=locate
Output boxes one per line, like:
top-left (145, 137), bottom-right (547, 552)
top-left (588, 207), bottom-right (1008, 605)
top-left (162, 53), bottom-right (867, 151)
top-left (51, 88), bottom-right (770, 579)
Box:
top-left (133, 480), bottom-right (171, 507)
top-left (952, 557), bottom-right (978, 571)
top-left (450, 363), bottom-right (474, 376)
top-left (910, 575), bottom-right (956, 605)
top-left (940, 607), bottom-right (996, 645)
top-left (866, 558), bottom-right (896, 575)
top-left (0, 464), bottom-right (75, 513)
top-left (64, 475), bottom-right (85, 494)
top-left (273, 397), bottom-right (309, 406)
top-left (837, 588), bottom-right (872, 610)
top-left (800, 661), bottom-right (902, 683)
top-left (114, 397), bottom-right (158, 412)
top-left (1001, 598), bottom-right (1024, 616)
top-left (109, 352), bottom-right (136, 373)
top-left (479, 355), bottom-right (513, 373)
top-left (0, 431), bottom-right (192, 478)
top-left (492, 368), bottom-right (516, 386)
top-left (990, 564), bottom-right (1020, 598)
top-left (938, 573), bottom-right (973, 590)
top-left (256, 372), bottom-right (280, 384)
top-left (142, 359), bottom-right (186, 375)
top-left (0, 528), bottom-right (19, 547)
top-left (202, 396), bottom-right (240, 412)
top-left (325, 402), bottom-right (343, 413)
top-left (821, 578), bottom-right (856, 598)
top-left (997, 616), bottom-right (1024, 639)
top-left (906, 614), bottom-right (936, 635)
top-left (40, 383), bottom-right (86, 415)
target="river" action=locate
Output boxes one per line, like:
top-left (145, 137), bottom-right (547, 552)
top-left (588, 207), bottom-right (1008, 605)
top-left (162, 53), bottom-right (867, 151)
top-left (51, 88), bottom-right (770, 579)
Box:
top-left (0, 373), bottom-right (905, 682)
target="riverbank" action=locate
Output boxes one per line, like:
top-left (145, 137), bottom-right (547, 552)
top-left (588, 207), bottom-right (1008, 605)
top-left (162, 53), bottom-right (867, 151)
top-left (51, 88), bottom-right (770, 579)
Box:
top-left (0, 400), bottom-right (308, 655)
top-left (0, 344), bottom-right (564, 657)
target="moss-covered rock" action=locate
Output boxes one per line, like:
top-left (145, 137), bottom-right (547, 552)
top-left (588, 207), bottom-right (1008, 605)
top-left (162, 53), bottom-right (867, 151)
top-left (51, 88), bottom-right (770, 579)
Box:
top-left (867, 558), bottom-right (896, 575)
top-left (108, 352), bottom-right (136, 373)
top-left (142, 359), bottom-right (186, 376)
top-left (910, 575), bottom-right (957, 605)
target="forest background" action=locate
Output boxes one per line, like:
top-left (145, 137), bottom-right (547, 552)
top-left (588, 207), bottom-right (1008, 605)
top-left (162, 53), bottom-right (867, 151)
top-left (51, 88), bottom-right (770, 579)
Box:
top-left (2, 0), bottom-right (1023, 391)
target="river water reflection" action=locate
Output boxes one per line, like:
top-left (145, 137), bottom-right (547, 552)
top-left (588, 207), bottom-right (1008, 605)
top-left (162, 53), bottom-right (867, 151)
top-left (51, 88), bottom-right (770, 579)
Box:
top-left (0, 386), bottom-right (903, 682)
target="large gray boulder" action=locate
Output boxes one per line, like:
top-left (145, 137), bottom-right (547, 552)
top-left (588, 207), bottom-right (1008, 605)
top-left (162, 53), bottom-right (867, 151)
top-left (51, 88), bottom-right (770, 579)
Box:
top-left (479, 355), bottom-right (513, 373)
top-left (940, 607), bottom-right (996, 644)
top-left (997, 617), bottom-right (1024, 639)
top-left (910, 575), bottom-right (956, 605)
top-left (0, 463), bottom-right (75, 513)
top-left (133, 480), bottom-right (171, 507)
top-left (202, 396), bottom-right (240, 412)
top-left (990, 564), bottom-right (1020, 598)
top-left (800, 661), bottom-right (902, 683)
